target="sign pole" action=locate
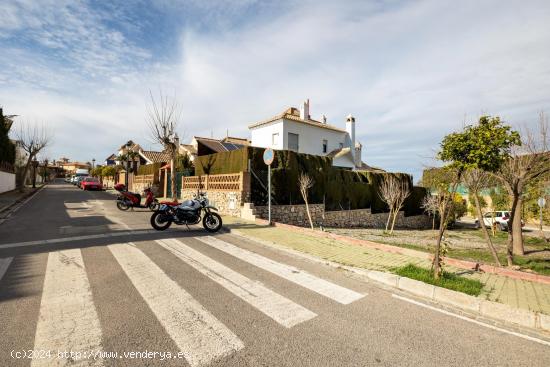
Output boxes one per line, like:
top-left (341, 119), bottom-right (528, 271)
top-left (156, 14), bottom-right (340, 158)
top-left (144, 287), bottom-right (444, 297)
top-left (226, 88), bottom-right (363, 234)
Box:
top-left (538, 197), bottom-right (546, 236)
top-left (263, 148), bottom-right (275, 226)
top-left (268, 163), bottom-right (271, 225)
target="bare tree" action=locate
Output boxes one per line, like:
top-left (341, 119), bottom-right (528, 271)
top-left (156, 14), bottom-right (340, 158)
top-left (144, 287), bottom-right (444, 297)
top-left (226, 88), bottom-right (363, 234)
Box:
top-left (494, 112), bottom-right (550, 264)
top-left (462, 168), bottom-right (501, 266)
top-left (16, 122), bottom-right (52, 192)
top-left (146, 91), bottom-right (181, 200)
top-left (298, 173), bottom-right (315, 229)
top-left (421, 194), bottom-right (439, 230)
top-left (378, 175), bottom-right (411, 234)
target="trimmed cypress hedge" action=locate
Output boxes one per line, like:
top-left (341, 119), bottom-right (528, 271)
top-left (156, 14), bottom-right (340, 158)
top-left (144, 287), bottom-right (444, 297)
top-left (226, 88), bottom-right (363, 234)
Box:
top-left (137, 162), bottom-right (162, 175)
top-left (195, 147), bottom-right (426, 215)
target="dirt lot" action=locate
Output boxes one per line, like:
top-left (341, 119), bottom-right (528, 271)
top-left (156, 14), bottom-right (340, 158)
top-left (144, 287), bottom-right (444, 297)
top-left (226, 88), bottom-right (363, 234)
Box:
top-left (326, 223), bottom-right (550, 272)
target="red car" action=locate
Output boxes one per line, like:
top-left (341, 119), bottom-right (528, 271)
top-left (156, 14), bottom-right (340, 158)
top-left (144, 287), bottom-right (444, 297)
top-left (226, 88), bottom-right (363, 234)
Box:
top-left (80, 177), bottom-right (103, 191)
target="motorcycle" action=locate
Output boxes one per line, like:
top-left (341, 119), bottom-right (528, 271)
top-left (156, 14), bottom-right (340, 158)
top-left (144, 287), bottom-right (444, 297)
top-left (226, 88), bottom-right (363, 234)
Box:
top-left (150, 192), bottom-right (223, 233)
top-left (114, 183), bottom-right (160, 211)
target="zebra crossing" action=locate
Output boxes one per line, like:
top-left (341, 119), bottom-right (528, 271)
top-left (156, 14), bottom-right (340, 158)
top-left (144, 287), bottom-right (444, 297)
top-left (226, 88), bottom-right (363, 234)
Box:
top-left (0, 236), bottom-right (365, 367)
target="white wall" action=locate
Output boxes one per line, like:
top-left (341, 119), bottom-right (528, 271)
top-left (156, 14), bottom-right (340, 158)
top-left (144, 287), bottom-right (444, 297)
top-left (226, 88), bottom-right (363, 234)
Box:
top-left (282, 119), bottom-right (346, 155)
top-left (0, 171), bottom-right (16, 194)
top-left (250, 121), bottom-right (285, 149)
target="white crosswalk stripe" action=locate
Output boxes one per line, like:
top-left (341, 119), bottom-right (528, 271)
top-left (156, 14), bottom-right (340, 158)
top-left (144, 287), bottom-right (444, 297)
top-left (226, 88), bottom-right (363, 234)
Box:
top-left (196, 236), bottom-right (364, 304)
top-left (157, 238), bottom-right (317, 328)
top-left (32, 249), bottom-right (104, 367)
top-left (108, 242), bottom-right (244, 367)
top-left (0, 257), bottom-right (13, 283)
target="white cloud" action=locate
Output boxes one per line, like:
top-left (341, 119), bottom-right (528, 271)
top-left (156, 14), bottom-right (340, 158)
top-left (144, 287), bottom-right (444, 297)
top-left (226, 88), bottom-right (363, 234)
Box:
top-left (2, 0), bottom-right (550, 181)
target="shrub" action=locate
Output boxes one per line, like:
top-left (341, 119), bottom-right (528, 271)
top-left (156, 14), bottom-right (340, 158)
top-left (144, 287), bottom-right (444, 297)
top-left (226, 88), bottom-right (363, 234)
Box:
top-left (137, 162), bottom-right (162, 175)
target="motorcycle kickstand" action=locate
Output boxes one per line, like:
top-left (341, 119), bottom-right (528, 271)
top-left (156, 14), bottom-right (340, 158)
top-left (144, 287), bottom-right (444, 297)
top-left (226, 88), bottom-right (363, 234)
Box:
top-left (185, 223), bottom-right (190, 230)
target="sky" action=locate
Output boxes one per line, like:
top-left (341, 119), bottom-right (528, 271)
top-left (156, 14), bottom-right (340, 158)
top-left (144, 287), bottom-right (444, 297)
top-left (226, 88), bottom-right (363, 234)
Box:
top-left (1, 0), bottom-right (550, 182)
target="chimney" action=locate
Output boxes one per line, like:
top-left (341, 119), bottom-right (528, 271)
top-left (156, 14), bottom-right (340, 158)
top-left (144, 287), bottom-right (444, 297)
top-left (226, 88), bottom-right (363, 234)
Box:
top-left (321, 114), bottom-right (327, 124)
top-left (354, 142), bottom-right (362, 168)
top-left (299, 99), bottom-right (310, 120)
top-left (346, 114), bottom-right (356, 163)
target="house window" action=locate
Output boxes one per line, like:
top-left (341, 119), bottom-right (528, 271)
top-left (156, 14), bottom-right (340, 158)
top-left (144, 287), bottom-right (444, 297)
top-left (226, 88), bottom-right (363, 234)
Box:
top-left (322, 139), bottom-right (328, 153)
top-left (272, 133), bottom-right (279, 146)
top-left (288, 133), bottom-right (299, 151)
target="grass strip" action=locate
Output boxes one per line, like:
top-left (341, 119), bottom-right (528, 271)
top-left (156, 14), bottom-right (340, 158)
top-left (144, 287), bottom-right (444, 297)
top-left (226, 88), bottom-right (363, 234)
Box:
top-left (393, 264), bottom-right (483, 296)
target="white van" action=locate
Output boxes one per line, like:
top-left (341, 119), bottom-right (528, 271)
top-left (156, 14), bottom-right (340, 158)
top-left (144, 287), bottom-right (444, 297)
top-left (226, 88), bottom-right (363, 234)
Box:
top-left (75, 168), bottom-right (89, 177)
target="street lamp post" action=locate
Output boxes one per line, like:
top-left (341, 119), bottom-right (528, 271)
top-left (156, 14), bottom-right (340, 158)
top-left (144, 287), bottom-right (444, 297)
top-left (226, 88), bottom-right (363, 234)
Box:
top-left (92, 158), bottom-right (95, 171)
top-left (32, 159), bottom-right (39, 188)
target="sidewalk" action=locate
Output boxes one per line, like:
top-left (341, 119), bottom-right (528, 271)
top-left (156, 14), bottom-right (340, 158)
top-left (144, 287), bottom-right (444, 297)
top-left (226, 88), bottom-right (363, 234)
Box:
top-left (0, 185), bottom-right (43, 214)
top-left (223, 216), bottom-right (550, 316)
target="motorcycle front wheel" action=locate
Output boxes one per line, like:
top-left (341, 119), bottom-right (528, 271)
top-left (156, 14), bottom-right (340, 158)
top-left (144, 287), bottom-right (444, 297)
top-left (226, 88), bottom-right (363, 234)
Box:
top-left (203, 212), bottom-right (222, 233)
top-left (151, 211), bottom-right (172, 231)
top-left (116, 200), bottom-right (130, 211)
top-left (148, 199), bottom-right (160, 212)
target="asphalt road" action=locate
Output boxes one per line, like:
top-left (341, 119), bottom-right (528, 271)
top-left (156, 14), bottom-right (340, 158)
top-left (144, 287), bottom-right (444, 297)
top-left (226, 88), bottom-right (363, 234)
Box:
top-left (0, 181), bottom-right (549, 367)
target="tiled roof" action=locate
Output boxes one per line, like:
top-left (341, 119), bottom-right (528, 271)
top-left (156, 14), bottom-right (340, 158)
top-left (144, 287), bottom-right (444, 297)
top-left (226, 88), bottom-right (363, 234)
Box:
top-left (140, 150), bottom-right (171, 163)
top-left (222, 136), bottom-right (250, 145)
top-left (194, 137), bottom-right (245, 153)
top-left (248, 107), bottom-right (347, 133)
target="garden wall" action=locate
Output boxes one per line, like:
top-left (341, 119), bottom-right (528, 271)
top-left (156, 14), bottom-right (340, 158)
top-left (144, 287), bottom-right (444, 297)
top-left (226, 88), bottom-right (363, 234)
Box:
top-left (180, 173), bottom-right (251, 217)
top-left (0, 170), bottom-right (15, 194)
top-left (253, 204), bottom-right (432, 229)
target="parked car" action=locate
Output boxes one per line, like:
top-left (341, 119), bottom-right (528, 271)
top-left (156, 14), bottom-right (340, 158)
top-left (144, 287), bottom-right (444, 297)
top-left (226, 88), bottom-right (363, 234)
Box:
top-left (75, 176), bottom-right (87, 188)
top-left (475, 211), bottom-right (525, 231)
top-left (80, 177), bottom-right (103, 191)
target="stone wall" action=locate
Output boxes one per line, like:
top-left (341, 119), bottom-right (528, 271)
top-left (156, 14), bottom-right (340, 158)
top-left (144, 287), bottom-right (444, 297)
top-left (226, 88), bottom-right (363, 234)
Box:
top-left (181, 189), bottom-right (245, 217)
top-left (323, 208), bottom-right (432, 229)
top-left (253, 204), bottom-right (432, 229)
top-left (254, 204), bottom-right (325, 227)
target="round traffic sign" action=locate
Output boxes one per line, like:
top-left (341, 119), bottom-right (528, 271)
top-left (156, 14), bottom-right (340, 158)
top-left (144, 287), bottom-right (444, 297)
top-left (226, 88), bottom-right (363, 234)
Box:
top-left (263, 148), bottom-right (274, 165)
top-left (538, 197), bottom-right (546, 208)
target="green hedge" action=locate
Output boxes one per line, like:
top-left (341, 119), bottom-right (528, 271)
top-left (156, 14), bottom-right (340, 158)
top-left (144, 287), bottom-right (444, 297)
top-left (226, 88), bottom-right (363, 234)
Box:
top-left (137, 162), bottom-right (162, 175)
top-left (0, 110), bottom-right (15, 165)
top-left (195, 147), bottom-right (426, 215)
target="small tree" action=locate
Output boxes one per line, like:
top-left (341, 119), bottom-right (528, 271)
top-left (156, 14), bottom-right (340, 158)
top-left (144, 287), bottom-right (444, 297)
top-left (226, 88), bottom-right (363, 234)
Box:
top-left (298, 173), bottom-right (315, 229)
top-left (101, 166), bottom-right (117, 188)
top-left (378, 175), bottom-right (410, 234)
top-left (494, 113), bottom-right (550, 262)
top-left (463, 168), bottom-right (501, 266)
top-left (422, 167), bottom-right (461, 278)
top-left (421, 194), bottom-right (439, 230)
top-left (146, 91), bottom-right (181, 200)
top-left (15, 122), bottom-right (52, 191)
top-left (439, 115), bottom-right (520, 268)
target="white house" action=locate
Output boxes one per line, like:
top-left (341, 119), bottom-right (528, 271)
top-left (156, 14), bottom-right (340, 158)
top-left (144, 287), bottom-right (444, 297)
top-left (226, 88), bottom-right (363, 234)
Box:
top-left (248, 99), bottom-right (371, 170)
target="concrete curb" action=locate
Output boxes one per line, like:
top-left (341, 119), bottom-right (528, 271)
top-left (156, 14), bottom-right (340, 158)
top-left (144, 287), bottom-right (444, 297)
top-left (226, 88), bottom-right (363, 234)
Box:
top-left (252, 218), bottom-right (550, 285)
top-left (227, 227), bottom-right (550, 334)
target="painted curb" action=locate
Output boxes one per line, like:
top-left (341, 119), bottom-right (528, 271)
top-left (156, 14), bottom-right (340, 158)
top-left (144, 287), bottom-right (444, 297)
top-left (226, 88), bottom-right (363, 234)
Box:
top-left (398, 277), bottom-right (435, 299)
top-left (226, 226), bottom-right (550, 334)
top-left (479, 300), bottom-right (537, 329)
top-left (433, 287), bottom-right (480, 313)
top-left (365, 270), bottom-right (399, 288)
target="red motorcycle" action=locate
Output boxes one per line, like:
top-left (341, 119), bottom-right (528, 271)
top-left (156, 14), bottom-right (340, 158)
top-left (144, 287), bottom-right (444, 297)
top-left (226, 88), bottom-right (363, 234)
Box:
top-left (114, 183), bottom-right (160, 211)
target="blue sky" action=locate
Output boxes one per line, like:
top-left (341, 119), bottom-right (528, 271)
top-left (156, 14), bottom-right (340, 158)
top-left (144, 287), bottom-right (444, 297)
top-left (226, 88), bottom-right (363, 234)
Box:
top-left (1, 0), bottom-right (550, 182)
